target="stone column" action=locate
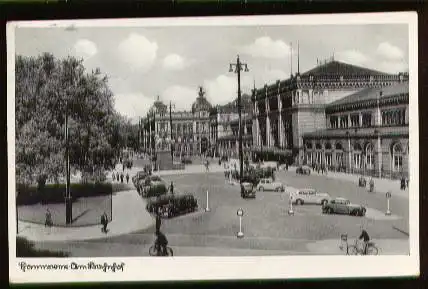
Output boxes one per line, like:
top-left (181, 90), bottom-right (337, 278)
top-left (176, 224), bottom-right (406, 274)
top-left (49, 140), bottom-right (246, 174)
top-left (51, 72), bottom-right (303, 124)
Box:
top-left (278, 92), bottom-right (283, 148)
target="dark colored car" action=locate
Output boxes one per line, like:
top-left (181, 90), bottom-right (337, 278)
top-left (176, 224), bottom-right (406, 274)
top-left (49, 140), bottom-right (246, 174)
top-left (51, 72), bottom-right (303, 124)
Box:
top-left (146, 194), bottom-right (198, 218)
top-left (181, 158), bottom-right (192, 164)
top-left (296, 165), bottom-right (311, 175)
top-left (322, 197), bottom-right (366, 217)
top-left (240, 182), bottom-right (256, 199)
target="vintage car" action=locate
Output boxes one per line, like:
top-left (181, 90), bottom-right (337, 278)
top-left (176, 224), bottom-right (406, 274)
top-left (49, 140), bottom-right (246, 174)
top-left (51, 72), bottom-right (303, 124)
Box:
top-left (296, 165), bottom-right (311, 175)
top-left (240, 182), bottom-right (256, 198)
top-left (288, 188), bottom-right (331, 205)
top-left (132, 170), bottom-right (148, 187)
top-left (256, 178), bottom-right (285, 192)
top-left (146, 194), bottom-right (198, 218)
top-left (140, 181), bottom-right (168, 198)
top-left (322, 197), bottom-right (366, 216)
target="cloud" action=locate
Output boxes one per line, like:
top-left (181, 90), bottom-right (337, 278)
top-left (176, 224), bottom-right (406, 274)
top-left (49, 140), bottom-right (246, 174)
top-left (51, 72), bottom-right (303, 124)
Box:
top-left (376, 42), bottom-right (404, 61)
top-left (117, 33), bottom-right (158, 71)
top-left (204, 75), bottom-right (238, 105)
top-left (242, 37), bottom-right (292, 59)
top-left (260, 69), bottom-right (288, 85)
top-left (336, 49), bottom-right (370, 66)
top-left (74, 39), bottom-right (97, 59)
top-left (162, 54), bottom-right (186, 71)
top-left (376, 60), bottom-right (408, 74)
top-left (162, 85), bottom-right (197, 111)
top-left (114, 92), bottom-right (154, 123)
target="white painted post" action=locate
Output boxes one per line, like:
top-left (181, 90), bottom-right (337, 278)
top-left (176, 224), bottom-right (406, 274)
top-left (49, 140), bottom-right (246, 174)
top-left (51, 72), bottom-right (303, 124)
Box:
top-left (385, 191), bottom-right (391, 215)
top-left (205, 190), bottom-right (210, 212)
top-left (288, 196), bottom-right (294, 215)
top-left (237, 209), bottom-right (244, 238)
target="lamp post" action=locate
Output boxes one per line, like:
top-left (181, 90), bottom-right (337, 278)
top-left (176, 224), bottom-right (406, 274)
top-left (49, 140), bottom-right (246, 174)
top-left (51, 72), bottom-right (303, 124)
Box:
top-left (170, 101), bottom-right (175, 162)
top-left (229, 55), bottom-right (249, 184)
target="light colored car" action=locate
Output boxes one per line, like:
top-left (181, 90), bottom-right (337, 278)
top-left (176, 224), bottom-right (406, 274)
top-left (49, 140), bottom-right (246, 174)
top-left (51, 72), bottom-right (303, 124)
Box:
top-left (322, 197), bottom-right (366, 216)
top-left (289, 188), bottom-right (331, 205)
top-left (257, 178), bottom-right (285, 192)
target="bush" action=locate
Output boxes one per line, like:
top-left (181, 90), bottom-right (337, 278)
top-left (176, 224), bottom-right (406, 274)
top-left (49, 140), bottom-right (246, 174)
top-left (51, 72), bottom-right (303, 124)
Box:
top-left (142, 183), bottom-right (167, 198)
top-left (16, 237), bottom-right (69, 257)
top-left (17, 183), bottom-right (113, 206)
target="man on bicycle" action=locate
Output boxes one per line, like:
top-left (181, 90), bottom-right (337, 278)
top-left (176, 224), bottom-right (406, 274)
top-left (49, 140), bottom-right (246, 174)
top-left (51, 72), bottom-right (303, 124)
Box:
top-left (155, 231), bottom-right (168, 256)
top-left (359, 227), bottom-right (370, 255)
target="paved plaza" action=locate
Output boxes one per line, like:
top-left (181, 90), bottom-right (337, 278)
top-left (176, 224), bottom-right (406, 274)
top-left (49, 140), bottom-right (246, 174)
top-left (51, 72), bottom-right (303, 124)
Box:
top-left (20, 162), bottom-right (410, 257)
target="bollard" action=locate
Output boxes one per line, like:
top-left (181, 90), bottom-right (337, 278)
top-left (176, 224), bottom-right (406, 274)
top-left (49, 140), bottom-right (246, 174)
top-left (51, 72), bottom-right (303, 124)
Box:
top-left (288, 196), bottom-right (294, 215)
top-left (205, 190), bottom-right (210, 212)
top-left (385, 192), bottom-right (391, 215)
top-left (237, 209), bottom-right (244, 238)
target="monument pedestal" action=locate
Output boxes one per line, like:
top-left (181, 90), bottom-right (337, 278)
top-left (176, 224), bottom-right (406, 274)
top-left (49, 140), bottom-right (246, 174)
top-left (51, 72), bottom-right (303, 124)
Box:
top-left (157, 150), bottom-right (174, 170)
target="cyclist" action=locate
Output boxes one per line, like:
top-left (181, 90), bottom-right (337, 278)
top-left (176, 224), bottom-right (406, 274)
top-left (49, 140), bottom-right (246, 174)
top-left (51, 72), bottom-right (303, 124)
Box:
top-left (358, 227), bottom-right (370, 255)
top-left (155, 231), bottom-right (169, 256)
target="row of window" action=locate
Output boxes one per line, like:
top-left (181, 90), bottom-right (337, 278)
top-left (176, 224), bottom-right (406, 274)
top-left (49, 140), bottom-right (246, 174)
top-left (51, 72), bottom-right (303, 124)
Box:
top-left (329, 108), bottom-right (406, 128)
top-left (306, 143), bottom-right (405, 172)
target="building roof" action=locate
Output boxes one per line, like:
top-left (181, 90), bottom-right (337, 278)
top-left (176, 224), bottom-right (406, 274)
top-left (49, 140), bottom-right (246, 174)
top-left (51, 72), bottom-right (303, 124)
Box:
top-left (328, 82), bottom-right (409, 107)
top-left (192, 86), bottom-right (212, 113)
top-left (301, 60), bottom-right (393, 77)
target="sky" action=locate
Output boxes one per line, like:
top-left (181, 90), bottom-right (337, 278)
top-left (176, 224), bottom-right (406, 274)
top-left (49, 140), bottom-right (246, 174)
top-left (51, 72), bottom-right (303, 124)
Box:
top-left (15, 23), bottom-right (409, 124)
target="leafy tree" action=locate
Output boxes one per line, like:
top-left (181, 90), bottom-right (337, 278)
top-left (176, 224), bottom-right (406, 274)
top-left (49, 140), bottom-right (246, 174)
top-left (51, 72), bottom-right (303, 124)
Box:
top-left (15, 53), bottom-right (126, 186)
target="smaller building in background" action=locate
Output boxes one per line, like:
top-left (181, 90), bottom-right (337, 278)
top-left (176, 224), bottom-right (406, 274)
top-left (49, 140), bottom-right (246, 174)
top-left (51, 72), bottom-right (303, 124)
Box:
top-left (302, 81), bottom-right (409, 179)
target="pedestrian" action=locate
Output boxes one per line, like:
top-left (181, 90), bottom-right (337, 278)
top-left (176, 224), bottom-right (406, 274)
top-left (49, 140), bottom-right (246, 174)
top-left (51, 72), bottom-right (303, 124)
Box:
top-left (369, 178), bottom-right (374, 193)
top-left (155, 208), bottom-right (162, 234)
top-left (100, 212), bottom-right (108, 233)
top-left (45, 208), bottom-right (52, 227)
top-left (126, 173), bottom-right (129, 184)
top-left (122, 163), bottom-right (125, 172)
top-left (400, 176), bottom-right (406, 190)
top-left (120, 172), bottom-right (124, 183)
top-left (286, 163), bottom-right (289, 171)
top-left (112, 172), bottom-right (115, 182)
top-left (170, 181), bottom-right (174, 195)
top-left (115, 172), bottom-right (119, 182)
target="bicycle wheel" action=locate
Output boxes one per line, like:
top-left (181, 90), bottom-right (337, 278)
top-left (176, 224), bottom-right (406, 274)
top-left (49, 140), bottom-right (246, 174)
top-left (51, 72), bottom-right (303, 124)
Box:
top-left (166, 247), bottom-right (174, 256)
top-left (148, 245), bottom-right (157, 256)
top-left (347, 245), bottom-right (359, 255)
top-left (367, 246), bottom-right (379, 255)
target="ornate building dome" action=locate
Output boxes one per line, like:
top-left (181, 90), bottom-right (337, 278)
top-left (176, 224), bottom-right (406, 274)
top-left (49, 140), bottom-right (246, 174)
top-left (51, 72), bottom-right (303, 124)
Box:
top-left (192, 86), bottom-right (212, 113)
top-left (150, 95), bottom-right (168, 114)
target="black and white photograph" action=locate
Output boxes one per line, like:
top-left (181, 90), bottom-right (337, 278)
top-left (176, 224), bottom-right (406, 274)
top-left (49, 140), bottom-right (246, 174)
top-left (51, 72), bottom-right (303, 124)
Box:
top-left (8, 12), bottom-right (419, 282)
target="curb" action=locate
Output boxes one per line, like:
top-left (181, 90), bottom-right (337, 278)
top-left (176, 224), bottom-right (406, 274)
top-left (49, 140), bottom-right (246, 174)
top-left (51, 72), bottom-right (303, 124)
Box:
top-left (392, 226), bottom-right (409, 236)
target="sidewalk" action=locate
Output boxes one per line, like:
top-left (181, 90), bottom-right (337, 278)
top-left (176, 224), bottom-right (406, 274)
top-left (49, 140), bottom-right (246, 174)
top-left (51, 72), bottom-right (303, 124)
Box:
top-left (288, 165), bottom-right (409, 199)
top-left (17, 189), bottom-right (154, 242)
top-left (306, 238), bottom-right (409, 255)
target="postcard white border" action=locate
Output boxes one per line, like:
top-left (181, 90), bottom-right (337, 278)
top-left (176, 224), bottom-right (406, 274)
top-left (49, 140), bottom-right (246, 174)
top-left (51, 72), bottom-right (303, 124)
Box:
top-left (8, 12), bottom-right (419, 283)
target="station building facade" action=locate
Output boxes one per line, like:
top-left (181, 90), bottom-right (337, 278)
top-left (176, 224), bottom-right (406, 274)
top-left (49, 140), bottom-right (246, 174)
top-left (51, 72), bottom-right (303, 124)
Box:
top-left (251, 58), bottom-right (409, 168)
top-left (302, 82), bottom-right (409, 178)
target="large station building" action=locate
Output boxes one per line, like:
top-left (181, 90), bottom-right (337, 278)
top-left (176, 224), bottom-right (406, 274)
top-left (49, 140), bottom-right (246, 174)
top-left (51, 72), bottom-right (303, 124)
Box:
top-left (251, 58), bottom-right (409, 178)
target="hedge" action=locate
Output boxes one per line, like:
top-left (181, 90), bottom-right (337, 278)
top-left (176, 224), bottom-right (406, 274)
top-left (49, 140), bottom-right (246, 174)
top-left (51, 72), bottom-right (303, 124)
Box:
top-left (141, 183), bottom-right (167, 198)
top-left (16, 183), bottom-right (113, 206)
top-left (16, 237), bottom-right (69, 257)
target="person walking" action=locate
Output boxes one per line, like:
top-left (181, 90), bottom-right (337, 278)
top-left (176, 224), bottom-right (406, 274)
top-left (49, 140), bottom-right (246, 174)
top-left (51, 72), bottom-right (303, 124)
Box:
top-left (120, 172), bottom-right (124, 183)
top-left (126, 173), bottom-right (129, 184)
top-left (100, 212), bottom-right (109, 233)
top-left (155, 208), bottom-right (162, 235)
top-left (44, 208), bottom-right (53, 227)
top-left (112, 172), bottom-right (115, 182)
top-left (169, 181), bottom-right (174, 195)
top-left (369, 178), bottom-right (374, 193)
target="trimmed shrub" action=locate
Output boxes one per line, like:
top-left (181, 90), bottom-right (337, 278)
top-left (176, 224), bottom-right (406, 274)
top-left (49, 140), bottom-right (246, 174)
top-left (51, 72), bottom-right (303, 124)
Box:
top-left (16, 183), bottom-right (113, 206)
top-left (16, 237), bottom-right (69, 257)
top-left (141, 183), bottom-right (167, 198)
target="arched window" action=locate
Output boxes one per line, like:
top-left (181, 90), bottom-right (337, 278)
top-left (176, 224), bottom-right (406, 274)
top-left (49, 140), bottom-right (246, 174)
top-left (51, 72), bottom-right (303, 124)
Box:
top-left (353, 143), bottom-right (362, 169)
top-left (365, 143), bottom-right (374, 170)
top-left (335, 142), bottom-right (343, 150)
top-left (306, 142), bottom-right (313, 149)
top-left (315, 143), bottom-right (322, 150)
top-left (392, 143), bottom-right (403, 172)
top-left (325, 142), bottom-right (332, 150)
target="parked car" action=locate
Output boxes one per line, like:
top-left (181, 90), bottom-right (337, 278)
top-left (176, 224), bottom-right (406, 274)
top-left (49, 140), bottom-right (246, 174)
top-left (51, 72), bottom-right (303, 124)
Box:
top-left (322, 197), bottom-right (366, 216)
top-left (132, 171), bottom-right (147, 187)
top-left (256, 178), bottom-right (285, 192)
top-left (181, 158), bottom-right (192, 164)
top-left (289, 188), bottom-right (331, 205)
top-left (141, 181), bottom-right (167, 198)
top-left (296, 165), bottom-right (311, 175)
top-left (240, 182), bottom-right (256, 198)
top-left (146, 194), bottom-right (198, 218)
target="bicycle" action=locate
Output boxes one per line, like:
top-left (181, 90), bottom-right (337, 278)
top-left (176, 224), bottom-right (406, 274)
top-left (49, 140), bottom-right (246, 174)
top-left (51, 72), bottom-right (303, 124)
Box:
top-left (148, 244), bottom-right (174, 256)
top-left (342, 238), bottom-right (379, 255)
